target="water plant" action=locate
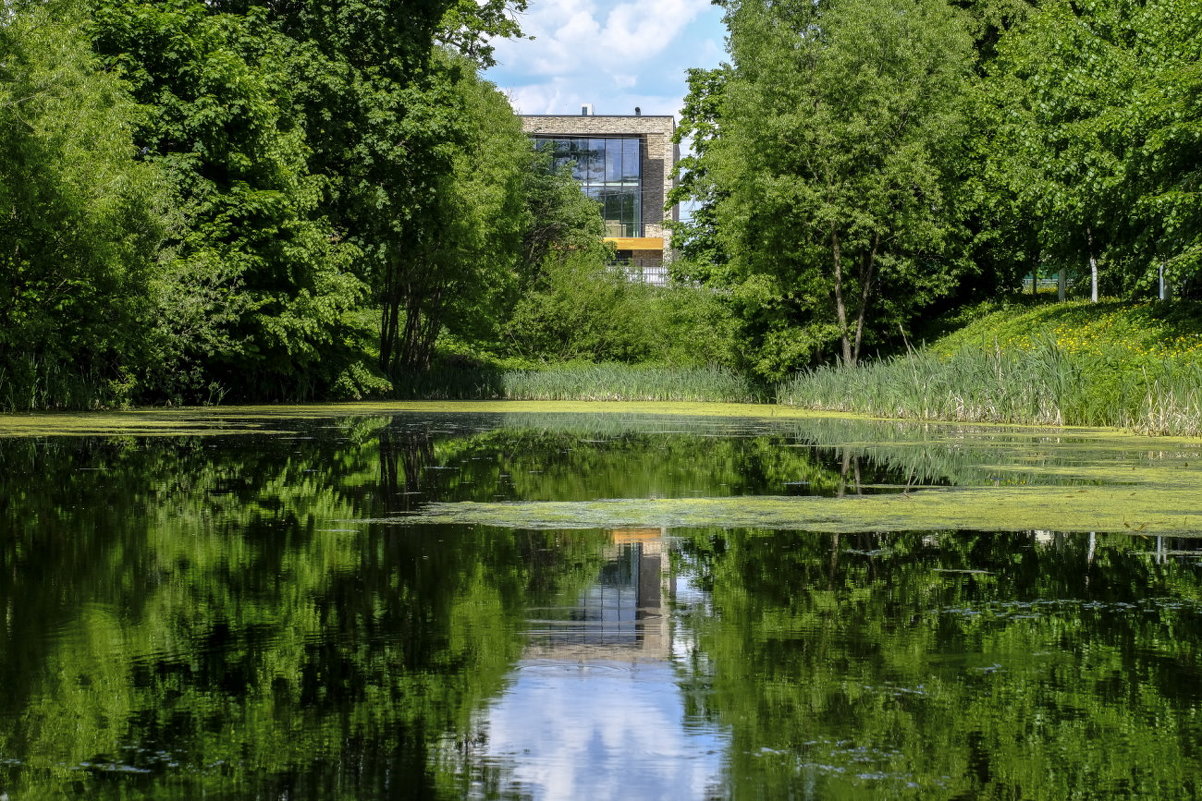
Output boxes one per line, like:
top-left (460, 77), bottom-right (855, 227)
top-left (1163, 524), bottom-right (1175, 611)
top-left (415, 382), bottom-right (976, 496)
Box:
top-left (393, 363), bottom-right (763, 404)
top-left (777, 335), bottom-right (1202, 437)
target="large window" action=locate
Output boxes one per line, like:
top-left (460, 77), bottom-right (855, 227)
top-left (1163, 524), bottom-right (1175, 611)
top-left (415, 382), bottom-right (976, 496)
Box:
top-left (534, 136), bottom-right (642, 237)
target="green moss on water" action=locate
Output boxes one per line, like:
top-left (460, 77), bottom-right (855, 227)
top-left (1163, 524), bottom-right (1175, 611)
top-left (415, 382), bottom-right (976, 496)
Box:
top-left (390, 483), bottom-right (1202, 534)
top-left (389, 481), bottom-right (1202, 529)
top-left (0, 400), bottom-right (850, 437)
top-left (6, 398), bottom-right (1201, 438)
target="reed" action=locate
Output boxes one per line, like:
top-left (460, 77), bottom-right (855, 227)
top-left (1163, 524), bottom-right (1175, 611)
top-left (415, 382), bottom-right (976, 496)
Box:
top-left (0, 357), bottom-right (130, 412)
top-left (393, 363), bottom-right (762, 403)
top-left (776, 340), bottom-right (1202, 436)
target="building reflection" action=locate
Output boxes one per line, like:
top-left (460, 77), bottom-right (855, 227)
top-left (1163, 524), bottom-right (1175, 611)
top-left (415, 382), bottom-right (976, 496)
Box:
top-left (524, 528), bottom-right (673, 663)
top-left (451, 528), bottom-right (729, 801)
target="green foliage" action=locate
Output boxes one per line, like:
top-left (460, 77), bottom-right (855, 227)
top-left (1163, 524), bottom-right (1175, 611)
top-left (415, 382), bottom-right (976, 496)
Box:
top-left (700, 0), bottom-right (976, 377)
top-left (980, 0), bottom-right (1202, 297)
top-left (0, 0), bottom-right (163, 409)
top-left (496, 363), bottom-right (760, 403)
top-left (505, 252), bottom-right (738, 366)
top-left (88, 0), bottom-right (387, 401)
top-left (668, 66), bottom-right (730, 278)
top-left (379, 51), bottom-right (534, 374)
top-left (519, 153), bottom-right (609, 274)
top-left (778, 300), bottom-right (1202, 435)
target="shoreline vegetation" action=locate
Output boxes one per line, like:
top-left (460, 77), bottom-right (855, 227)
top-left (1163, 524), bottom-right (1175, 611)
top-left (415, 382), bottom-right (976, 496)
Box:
top-left (3, 299), bottom-right (1202, 438)
top-left (778, 300), bottom-right (1202, 437)
top-left (2, 296), bottom-right (1201, 441)
top-left (6, 1), bottom-right (1200, 434)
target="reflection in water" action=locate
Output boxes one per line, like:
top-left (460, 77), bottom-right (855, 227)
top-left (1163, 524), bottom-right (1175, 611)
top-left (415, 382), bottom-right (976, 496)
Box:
top-left (462, 533), bottom-right (728, 801)
top-left (0, 412), bottom-right (1201, 800)
top-left (526, 532), bottom-right (669, 659)
top-left (681, 529), bottom-right (1202, 800)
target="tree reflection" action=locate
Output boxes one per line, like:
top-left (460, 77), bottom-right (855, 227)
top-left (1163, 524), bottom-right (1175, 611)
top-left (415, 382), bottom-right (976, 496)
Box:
top-left (679, 529), bottom-right (1202, 800)
top-left (0, 431), bottom-right (606, 800)
top-left (2, 413), bottom-right (1200, 800)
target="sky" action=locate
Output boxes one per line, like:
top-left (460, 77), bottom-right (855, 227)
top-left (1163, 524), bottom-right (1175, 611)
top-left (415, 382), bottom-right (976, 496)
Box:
top-left (484, 0), bottom-right (729, 119)
top-left (478, 661), bottom-right (729, 799)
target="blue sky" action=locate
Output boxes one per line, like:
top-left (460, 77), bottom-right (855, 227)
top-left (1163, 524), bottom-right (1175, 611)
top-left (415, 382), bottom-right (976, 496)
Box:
top-left (485, 0), bottom-right (729, 119)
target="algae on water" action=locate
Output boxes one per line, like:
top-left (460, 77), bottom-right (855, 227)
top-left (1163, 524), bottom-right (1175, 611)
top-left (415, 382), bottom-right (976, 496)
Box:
top-left (387, 485), bottom-right (1202, 535)
top-left (3, 400), bottom-right (1200, 534)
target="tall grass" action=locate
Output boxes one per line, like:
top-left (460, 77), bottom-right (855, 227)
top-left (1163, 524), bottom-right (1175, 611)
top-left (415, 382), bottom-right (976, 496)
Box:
top-left (776, 339), bottom-right (1202, 436)
top-left (501, 364), bottom-right (761, 402)
top-left (0, 357), bottom-right (131, 412)
top-left (393, 363), bottom-right (762, 403)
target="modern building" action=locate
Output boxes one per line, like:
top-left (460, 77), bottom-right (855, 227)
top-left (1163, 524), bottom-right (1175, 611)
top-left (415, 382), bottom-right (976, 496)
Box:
top-left (521, 108), bottom-right (679, 284)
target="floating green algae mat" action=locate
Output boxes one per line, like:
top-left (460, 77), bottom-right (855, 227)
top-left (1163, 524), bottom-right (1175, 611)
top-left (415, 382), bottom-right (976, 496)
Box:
top-left (389, 485), bottom-right (1202, 534)
top-left (0, 400), bottom-right (843, 437)
top-left (3, 398), bottom-right (1199, 437)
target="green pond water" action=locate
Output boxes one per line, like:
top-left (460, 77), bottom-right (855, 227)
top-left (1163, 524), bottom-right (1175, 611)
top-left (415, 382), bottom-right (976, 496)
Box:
top-left (2, 404), bottom-right (1202, 800)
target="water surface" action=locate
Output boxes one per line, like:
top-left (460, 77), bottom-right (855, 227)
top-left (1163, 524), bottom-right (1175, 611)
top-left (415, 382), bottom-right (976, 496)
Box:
top-left (1, 407), bottom-right (1200, 800)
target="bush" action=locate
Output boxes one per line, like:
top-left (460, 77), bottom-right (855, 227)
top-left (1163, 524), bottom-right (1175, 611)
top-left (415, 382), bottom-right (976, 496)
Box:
top-left (504, 252), bottom-right (738, 366)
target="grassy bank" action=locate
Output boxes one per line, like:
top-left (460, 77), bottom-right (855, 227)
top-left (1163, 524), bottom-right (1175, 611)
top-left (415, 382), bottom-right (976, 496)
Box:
top-left (394, 363), bottom-right (763, 403)
top-left (778, 300), bottom-right (1202, 436)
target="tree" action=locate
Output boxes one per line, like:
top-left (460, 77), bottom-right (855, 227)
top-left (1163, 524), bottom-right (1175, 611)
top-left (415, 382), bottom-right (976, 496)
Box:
top-left (518, 152), bottom-right (608, 278)
top-left (982, 0), bottom-right (1134, 303)
top-left (89, 0), bottom-right (370, 400)
top-left (981, 0), bottom-right (1202, 301)
top-left (378, 51), bottom-right (535, 374)
top-left (1129, 1), bottom-right (1202, 295)
top-left (86, 0), bottom-right (533, 394)
top-left (706, 0), bottom-right (975, 377)
top-left (668, 66), bottom-right (731, 280)
top-left (0, 0), bottom-right (163, 408)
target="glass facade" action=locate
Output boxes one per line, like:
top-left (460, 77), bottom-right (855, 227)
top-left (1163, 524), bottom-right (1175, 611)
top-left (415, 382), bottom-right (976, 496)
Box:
top-left (534, 136), bottom-right (642, 237)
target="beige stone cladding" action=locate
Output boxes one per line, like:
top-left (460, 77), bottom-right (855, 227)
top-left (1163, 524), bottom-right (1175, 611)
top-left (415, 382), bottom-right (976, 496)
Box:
top-left (520, 115), bottom-right (679, 242)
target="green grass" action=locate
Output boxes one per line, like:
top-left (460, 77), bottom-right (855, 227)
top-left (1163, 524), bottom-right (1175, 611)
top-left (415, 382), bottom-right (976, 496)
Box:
top-left (392, 363), bottom-right (763, 403)
top-left (931, 299), bottom-right (1202, 358)
top-left (777, 300), bottom-right (1202, 437)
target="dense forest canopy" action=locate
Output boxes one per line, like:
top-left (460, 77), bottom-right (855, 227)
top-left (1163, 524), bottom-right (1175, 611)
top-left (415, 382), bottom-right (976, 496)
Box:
top-left (1, 0), bottom-right (1199, 408)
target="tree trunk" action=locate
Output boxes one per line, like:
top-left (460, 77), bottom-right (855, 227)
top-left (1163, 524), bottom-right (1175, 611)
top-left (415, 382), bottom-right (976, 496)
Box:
top-left (378, 254), bottom-right (400, 374)
top-left (832, 230), bottom-right (852, 366)
top-left (1087, 226), bottom-right (1098, 303)
top-left (851, 234), bottom-right (879, 364)
top-left (396, 282), bottom-right (443, 374)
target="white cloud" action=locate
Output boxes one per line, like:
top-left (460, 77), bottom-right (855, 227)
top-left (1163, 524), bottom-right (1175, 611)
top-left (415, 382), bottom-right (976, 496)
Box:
top-left (477, 661), bottom-right (729, 800)
top-left (495, 0), bottom-right (712, 77)
top-left (504, 78), bottom-right (682, 117)
top-left (487, 0), bottom-right (726, 123)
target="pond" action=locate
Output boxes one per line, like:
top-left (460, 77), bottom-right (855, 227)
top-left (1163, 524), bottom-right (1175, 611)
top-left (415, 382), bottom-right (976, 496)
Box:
top-left (1, 402), bottom-right (1201, 800)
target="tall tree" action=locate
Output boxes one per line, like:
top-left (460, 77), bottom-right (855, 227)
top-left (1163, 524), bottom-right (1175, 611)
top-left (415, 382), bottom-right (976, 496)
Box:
top-left (0, 0), bottom-right (163, 407)
top-left (668, 66), bottom-right (731, 281)
top-left (981, 0), bottom-right (1202, 300)
top-left (89, 0), bottom-right (372, 400)
top-left (378, 51), bottom-right (534, 374)
top-left (707, 0), bottom-right (975, 376)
